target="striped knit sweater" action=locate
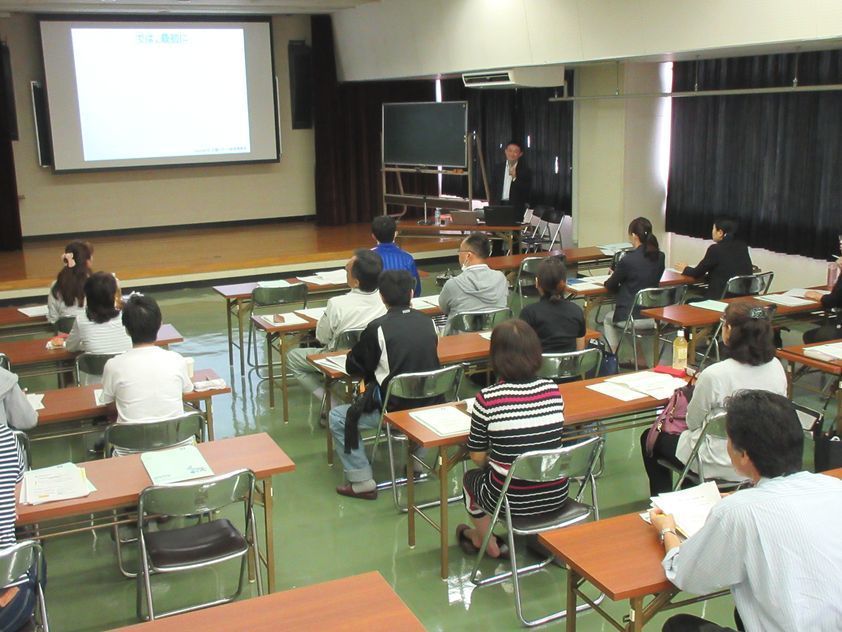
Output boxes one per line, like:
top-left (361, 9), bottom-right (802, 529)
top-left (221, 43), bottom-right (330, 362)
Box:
top-left (467, 378), bottom-right (565, 476)
top-left (0, 424), bottom-right (24, 548)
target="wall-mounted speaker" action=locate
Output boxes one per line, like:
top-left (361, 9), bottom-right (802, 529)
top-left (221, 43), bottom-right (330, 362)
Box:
top-left (30, 81), bottom-right (52, 168)
top-left (0, 42), bottom-right (18, 141)
top-left (288, 40), bottom-right (313, 130)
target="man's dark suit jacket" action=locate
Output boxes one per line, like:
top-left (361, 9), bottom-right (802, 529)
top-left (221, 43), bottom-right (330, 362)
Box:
top-left (682, 237), bottom-right (753, 299)
top-left (490, 159), bottom-right (531, 211)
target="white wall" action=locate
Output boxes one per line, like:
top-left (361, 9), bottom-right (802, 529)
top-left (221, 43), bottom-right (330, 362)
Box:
top-left (333, 0), bottom-right (842, 82)
top-left (1, 14), bottom-right (316, 236)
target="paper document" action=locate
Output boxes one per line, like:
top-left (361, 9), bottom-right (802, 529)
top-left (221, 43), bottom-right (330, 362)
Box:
top-left (411, 295), bottom-right (441, 310)
top-left (260, 313), bottom-right (309, 327)
top-left (757, 294), bottom-right (813, 307)
top-left (21, 462), bottom-right (91, 505)
top-left (784, 288), bottom-right (828, 299)
top-left (295, 307), bottom-right (327, 322)
top-left (584, 274), bottom-right (612, 284)
top-left (651, 481), bottom-right (722, 538)
top-left (479, 332), bottom-right (493, 340)
top-left (598, 242), bottom-right (633, 256)
top-left (568, 282), bottom-right (604, 292)
top-left (410, 406), bottom-right (472, 437)
top-left (93, 389), bottom-right (106, 406)
top-left (606, 371), bottom-right (688, 399)
top-left (313, 354), bottom-right (348, 375)
top-left (141, 445), bottom-right (214, 486)
top-left (314, 269), bottom-right (349, 285)
top-left (803, 341), bottom-right (842, 362)
top-left (193, 378), bottom-right (227, 392)
top-left (692, 300), bottom-right (729, 313)
top-left (586, 381), bottom-right (649, 402)
top-left (17, 305), bottom-right (49, 317)
top-left (257, 279), bottom-right (292, 289)
top-left (26, 393), bottom-right (44, 411)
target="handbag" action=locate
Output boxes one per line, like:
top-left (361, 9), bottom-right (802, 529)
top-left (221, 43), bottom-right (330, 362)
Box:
top-left (644, 381), bottom-right (695, 457)
top-left (814, 424), bottom-right (842, 472)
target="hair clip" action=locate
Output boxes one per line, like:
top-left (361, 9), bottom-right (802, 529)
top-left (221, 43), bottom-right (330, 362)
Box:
top-left (61, 252), bottom-right (76, 268)
top-left (748, 306), bottom-right (768, 320)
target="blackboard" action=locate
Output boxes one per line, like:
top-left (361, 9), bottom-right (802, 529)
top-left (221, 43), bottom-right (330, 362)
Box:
top-left (382, 101), bottom-right (467, 168)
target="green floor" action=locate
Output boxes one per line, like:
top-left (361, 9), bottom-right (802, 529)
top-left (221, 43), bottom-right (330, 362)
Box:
top-left (17, 267), bottom-right (836, 631)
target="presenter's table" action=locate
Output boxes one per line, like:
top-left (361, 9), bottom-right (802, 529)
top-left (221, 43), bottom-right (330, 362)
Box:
top-left (777, 339), bottom-right (842, 432)
top-left (17, 433), bottom-right (294, 593)
top-left (384, 370), bottom-right (685, 578)
top-left (486, 247), bottom-right (613, 275)
top-left (115, 571), bottom-right (424, 631)
top-left (396, 221), bottom-right (523, 254)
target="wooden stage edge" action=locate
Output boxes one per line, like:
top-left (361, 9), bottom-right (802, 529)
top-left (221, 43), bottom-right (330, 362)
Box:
top-left (0, 220), bottom-right (461, 301)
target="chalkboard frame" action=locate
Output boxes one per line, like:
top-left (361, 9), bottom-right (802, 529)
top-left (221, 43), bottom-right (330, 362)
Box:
top-left (382, 101), bottom-right (468, 168)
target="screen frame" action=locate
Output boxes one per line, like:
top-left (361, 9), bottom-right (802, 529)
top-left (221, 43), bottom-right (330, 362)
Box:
top-left (382, 101), bottom-right (468, 169)
top-left (38, 14), bottom-right (280, 174)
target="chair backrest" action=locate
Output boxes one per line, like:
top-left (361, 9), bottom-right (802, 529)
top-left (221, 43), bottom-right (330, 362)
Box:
top-left (11, 430), bottom-right (31, 472)
top-left (105, 412), bottom-right (206, 456)
top-left (329, 327), bottom-right (364, 352)
top-left (558, 214), bottom-right (574, 250)
top-left (54, 316), bottom-right (76, 334)
top-left (0, 540), bottom-right (42, 588)
top-left (450, 307), bottom-right (513, 334)
top-left (631, 285), bottom-right (688, 312)
top-left (251, 283), bottom-right (308, 309)
top-left (507, 436), bottom-right (602, 485)
top-left (537, 347), bottom-right (602, 382)
top-left (0, 353), bottom-right (8, 371)
top-left (541, 207), bottom-right (564, 225)
top-left (76, 352), bottom-right (120, 380)
top-left (383, 364), bottom-right (463, 405)
top-left (675, 408), bottom-right (734, 487)
top-left (515, 256), bottom-right (549, 287)
top-left (611, 248), bottom-right (633, 269)
top-left (138, 468), bottom-right (255, 520)
top-left (723, 272), bottom-right (774, 298)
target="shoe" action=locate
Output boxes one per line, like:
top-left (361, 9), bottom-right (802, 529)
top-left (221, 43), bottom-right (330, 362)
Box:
top-left (456, 524), bottom-right (479, 555)
top-left (335, 484), bottom-right (377, 501)
top-left (493, 534), bottom-right (511, 559)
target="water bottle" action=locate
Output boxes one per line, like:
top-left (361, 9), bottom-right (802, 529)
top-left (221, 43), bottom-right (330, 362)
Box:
top-left (672, 329), bottom-right (688, 371)
top-left (434, 209), bottom-right (441, 226)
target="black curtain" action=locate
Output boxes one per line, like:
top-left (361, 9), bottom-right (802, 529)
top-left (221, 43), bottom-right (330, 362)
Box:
top-left (311, 16), bottom-right (436, 225)
top-left (441, 75), bottom-right (573, 211)
top-left (666, 51), bottom-right (842, 259)
top-left (0, 42), bottom-right (21, 251)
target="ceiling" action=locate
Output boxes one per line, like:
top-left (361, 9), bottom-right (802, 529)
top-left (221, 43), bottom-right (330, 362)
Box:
top-left (0, 0), bottom-right (375, 15)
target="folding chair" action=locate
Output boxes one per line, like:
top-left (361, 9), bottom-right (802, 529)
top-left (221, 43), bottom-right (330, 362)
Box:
top-left (513, 256), bottom-right (554, 310)
top-left (0, 353), bottom-right (9, 371)
top-left (136, 469), bottom-right (261, 620)
top-left (520, 205), bottom-right (551, 253)
top-left (369, 365), bottom-right (464, 511)
top-left (246, 283), bottom-right (308, 376)
top-left (792, 402), bottom-right (824, 471)
top-left (11, 430), bottom-right (32, 472)
top-left (469, 437), bottom-right (604, 627)
top-left (448, 307), bottom-right (513, 335)
top-left (721, 271), bottom-right (774, 299)
top-left (537, 347), bottom-right (602, 382)
top-left (0, 540), bottom-right (49, 632)
top-left (75, 352), bottom-right (121, 386)
top-left (320, 328), bottom-right (365, 434)
top-left (613, 285), bottom-right (688, 370)
top-left (697, 302), bottom-right (777, 370)
top-left (54, 316), bottom-right (76, 334)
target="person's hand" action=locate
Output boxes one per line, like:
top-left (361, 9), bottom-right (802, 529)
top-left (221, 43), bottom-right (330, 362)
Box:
top-left (508, 164), bottom-right (517, 179)
top-left (649, 508), bottom-right (676, 532)
top-left (805, 290), bottom-right (824, 302)
top-left (673, 262), bottom-right (687, 272)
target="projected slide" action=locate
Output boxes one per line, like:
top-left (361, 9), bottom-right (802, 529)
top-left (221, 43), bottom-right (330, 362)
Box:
top-left (70, 27), bottom-right (251, 162)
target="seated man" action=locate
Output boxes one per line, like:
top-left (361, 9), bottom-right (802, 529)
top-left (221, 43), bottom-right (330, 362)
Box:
top-left (371, 215), bottom-right (422, 297)
top-left (328, 270), bottom-right (440, 500)
top-left (287, 249), bottom-right (386, 401)
top-left (438, 232), bottom-right (508, 334)
top-left (650, 390), bottom-right (842, 632)
top-left (101, 294), bottom-right (193, 424)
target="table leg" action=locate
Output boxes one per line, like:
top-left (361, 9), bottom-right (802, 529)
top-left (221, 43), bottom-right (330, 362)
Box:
top-left (786, 360), bottom-right (795, 398)
top-left (325, 383), bottom-right (334, 466)
top-left (262, 477), bottom-right (276, 593)
top-left (267, 332), bottom-right (275, 409)
top-left (565, 566), bottom-right (579, 632)
top-left (628, 596), bottom-right (644, 632)
top-left (407, 440), bottom-right (416, 548)
top-left (439, 450), bottom-right (451, 580)
top-left (225, 298), bottom-right (234, 367)
top-left (280, 336), bottom-right (289, 423)
top-left (204, 396), bottom-right (215, 441)
top-left (237, 299), bottom-right (247, 375)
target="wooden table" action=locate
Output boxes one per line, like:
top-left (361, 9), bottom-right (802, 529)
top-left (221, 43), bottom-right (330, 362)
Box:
top-left (540, 466), bottom-right (842, 631)
top-left (486, 246), bottom-right (613, 274)
top-left (0, 323), bottom-right (183, 379)
top-left (396, 220), bottom-right (524, 254)
top-left (777, 339), bottom-right (842, 432)
top-left (114, 571), bottom-right (424, 631)
top-left (17, 432), bottom-right (294, 593)
top-left (385, 371), bottom-right (684, 579)
top-left (0, 305), bottom-right (50, 338)
top-left (31, 368), bottom-right (230, 444)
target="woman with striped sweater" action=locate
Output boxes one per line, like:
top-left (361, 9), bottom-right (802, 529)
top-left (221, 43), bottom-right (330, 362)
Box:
top-left (457, 319), bottom-right (568, 559)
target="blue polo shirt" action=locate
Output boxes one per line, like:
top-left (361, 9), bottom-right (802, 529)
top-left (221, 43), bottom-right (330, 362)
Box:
top-left (373, 242), bottom-right (422, 297)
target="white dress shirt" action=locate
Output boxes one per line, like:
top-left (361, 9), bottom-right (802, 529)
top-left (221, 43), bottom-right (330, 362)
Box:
top-left (663, 472), bottom-right (842, 632)
top-left (502, 161), bottom-right (515, 201)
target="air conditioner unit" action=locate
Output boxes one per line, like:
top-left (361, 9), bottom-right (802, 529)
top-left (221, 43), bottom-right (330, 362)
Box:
top-left (462, 64), bottom-right (566, 89)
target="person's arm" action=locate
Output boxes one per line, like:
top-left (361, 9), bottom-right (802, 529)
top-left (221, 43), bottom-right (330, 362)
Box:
top-left (467, 394), bottom-right (490, 466)
top-left (681, 244), bottom-right (719, 279)
top-left (100, 362), bottom-right (117, 404)
top-left (4, 383), bottom-right (37, 430)
top-left (64, 320), bottom-right (83, 352)
top-left (438, 279), bottom-right (454, 315)
top-left (179, 356), bottom-right (194, 393)
top-left (604, 257), bottom-right (628, 292)
top-left (315, 300), bottom-right (336, 346)
top-left (47, 287), bottom-right (60, 324)
top-left (817, 269), bottom-right (842, 308)
top-left (410, 260), bottom-right (422, 298)
top-left (345, 323), bottom-right (380, 380)
top-left (683, 371), bottom-right (713, 432)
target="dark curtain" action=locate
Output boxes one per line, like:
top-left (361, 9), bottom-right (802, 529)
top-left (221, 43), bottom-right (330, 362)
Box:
top-left (441, 75), bottom-right (573, 211)
top-left (311, 15), bottom-right (436, 225)
top-left (666, 51), bottom-right (842, 259)
top-left (0, 42), bottom-right (21, 251)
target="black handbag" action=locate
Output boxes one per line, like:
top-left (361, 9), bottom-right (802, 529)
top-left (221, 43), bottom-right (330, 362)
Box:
top-left (814, 420), bottom-right (842, 472)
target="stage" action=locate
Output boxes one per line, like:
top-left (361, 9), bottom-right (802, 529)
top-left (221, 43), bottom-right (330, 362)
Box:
top-left (0, 220), bottom-right (460, 301)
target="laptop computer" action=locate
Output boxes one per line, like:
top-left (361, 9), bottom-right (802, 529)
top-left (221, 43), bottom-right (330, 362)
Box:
top-left (449, 211), bottom-right (482, 225)
top-left (483, 205), bottom-right (524, 226)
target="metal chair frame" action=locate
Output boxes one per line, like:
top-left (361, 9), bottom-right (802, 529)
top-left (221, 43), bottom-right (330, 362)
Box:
top-left (0, 353), bottom-right (9, 371)
top-left (75, 352), bottom-right (121, 386)
top-left (448, 307), bottom-right (513, 336)
top-left (136, 468), bottom-right (261, 621)
top-left (319, 328), bottom-right (365, 424)
top-left (246, 283), bottom-right (309, 377)
top-left (469, 437), bottom-right (605, 627)
top-left (697, 302), bottom-right (777, 371)
top-left (0, 540), bottom-right (49, 632)
top-left (537, 348), bottom-right (602, 382)
top-left (614, 285), bottom-right (688, 370)
top-left (514, 257), bottom-right (551, 310)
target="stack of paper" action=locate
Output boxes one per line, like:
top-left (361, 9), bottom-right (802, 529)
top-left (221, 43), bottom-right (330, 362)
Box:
top-left (410, 406), bottom-right (471, 437)
top-left (260, 313), bottom-right (309, 327)
top-left (313, 354), bottom-right (348, 374)
top-left (804, 341), bottom-right (842, 362)
top-left (299, 269), bottom-right (347, 286)
top-left (257, 279), bottom-right (292, 289)
top-left (757, 294), bottom-right (813, 307)
top-left (650, 481), bottom-right (722, 538)
top-left (479, 331), bottom-right (492, 340)
top-left (20, 462), bottom-right (94, 505)
top-left (26, 393), bottom-right (44, 411)
top-left (598, 242), bottom-right (633, 256)
top-left (605, 371), bottom-right (688, 399)
top-left (17, 305), bottom-right (49, 317)
top-left (584, 274), bottom-right (612, 284)
top-left (141, 445), bottom-right (214, 485)
top-left (692, 300), bottom-right (729, 312)
top-left (567, 281), bottom-right (604, 292)
top-left (192, 378), bottom-right (227, 392)
top-left (785, 288), bottom-right (828, 299)
top-left (410, 294), bottom-right (441, 310)
top-left (295, 307), bottom-right (327, 322)
top-left (587, 381), bottom-right (650, 401)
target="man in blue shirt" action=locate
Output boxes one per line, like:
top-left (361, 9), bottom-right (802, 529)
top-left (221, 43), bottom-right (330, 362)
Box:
top-left (371, 215), bottom-right (422, 297)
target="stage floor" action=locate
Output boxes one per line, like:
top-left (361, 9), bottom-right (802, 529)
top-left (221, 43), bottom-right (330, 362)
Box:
top-left (0, 220), bottom-right (460, 300)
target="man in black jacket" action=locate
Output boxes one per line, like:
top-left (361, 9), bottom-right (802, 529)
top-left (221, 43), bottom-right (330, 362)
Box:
top-left (491, 140), bottom-right (531, 214)
top-left (328, 270), bottom-right (441, 500)
top-left (674, 218), bottom-right (753, 300)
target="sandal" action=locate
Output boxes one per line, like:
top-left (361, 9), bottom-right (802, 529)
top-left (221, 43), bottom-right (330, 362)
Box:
top-left (493, 534), bottom-right (511, 559)
top-left (456, 524), bottom-right (479, 555)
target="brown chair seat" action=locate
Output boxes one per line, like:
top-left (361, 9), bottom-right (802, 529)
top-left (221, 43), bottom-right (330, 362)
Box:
top-left (145, 519), bottom-right (247, 570)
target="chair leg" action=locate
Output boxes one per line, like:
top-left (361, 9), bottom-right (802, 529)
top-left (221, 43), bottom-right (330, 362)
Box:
top-left (249, 508), bottom-right (264, 596)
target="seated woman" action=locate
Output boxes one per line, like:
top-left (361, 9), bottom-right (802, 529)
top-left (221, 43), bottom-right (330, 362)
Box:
top-left (457, 320), bottom-right (567, 559)
top-left (519, 257), bottom-right (586, 353)
top-left (640, 302), bottom-right (787, 495)
top-left (0, 378), bottom-right (42, 631)
top-left (804, 256), bottom-right (842, 343)
top-left (65, 272), bottom-right (132, 381)
top-left (46, 241), bottom-right (93, 328)
top-left (602, 217), bottom-right (665, 357)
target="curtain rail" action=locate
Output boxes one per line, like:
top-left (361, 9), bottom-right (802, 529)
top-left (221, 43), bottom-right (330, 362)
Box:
top-left (549, 83), bottom-right (842, 102)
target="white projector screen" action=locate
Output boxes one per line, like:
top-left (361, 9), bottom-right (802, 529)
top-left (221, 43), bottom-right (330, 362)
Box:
top-left (40, 18), bottom-right (279, 171)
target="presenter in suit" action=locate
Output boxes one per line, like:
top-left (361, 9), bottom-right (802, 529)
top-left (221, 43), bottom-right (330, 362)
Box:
top-left (491, 140), bottom-right (531, 217)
